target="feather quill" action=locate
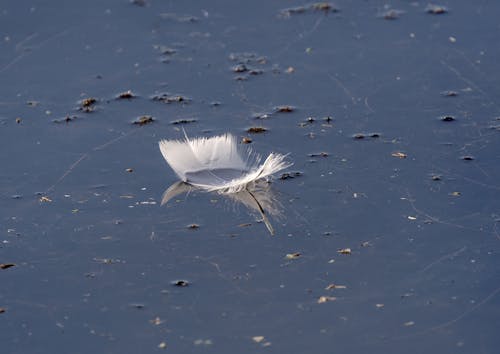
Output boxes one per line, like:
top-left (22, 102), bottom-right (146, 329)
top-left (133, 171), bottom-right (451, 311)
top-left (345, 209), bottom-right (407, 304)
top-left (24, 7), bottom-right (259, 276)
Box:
top-left (159, 133), bottom-right (291, 193)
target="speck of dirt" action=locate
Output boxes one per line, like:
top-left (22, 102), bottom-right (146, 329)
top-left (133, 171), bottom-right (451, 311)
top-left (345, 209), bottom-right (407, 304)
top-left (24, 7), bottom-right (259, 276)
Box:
top-left (53, 115), bottom-right (77, 124)
top-left (247, 127), bottom-right (267, 133)
top-left (0, 263), bottom-right (15, 270)
top-left (170, 118), bottom-right (197, 125)
top-left (116, 90), bottom-right (136, 99)
top-left (274, 105), bottom-right (295, 113)
top-left (133, 115), bottom-right (155, 126)
top-left (151, 93), bottom-right (190, 104)
top-left (309, 152), bottom-right (329, 157)
top-left (172, 280), bottom-right (190, 287)
top-left (280, 171), bottom-right (303, 180)
top-left (425, 4), bottom-right (448, 14)
top-left (441, 90), bottom-right (458, 97)
top-left (382, 9), bottom-right (403, 20)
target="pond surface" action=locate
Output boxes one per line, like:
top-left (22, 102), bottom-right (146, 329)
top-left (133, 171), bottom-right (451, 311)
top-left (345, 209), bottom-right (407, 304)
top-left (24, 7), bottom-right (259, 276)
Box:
top-left (1, 1), bottom-right (499, 353)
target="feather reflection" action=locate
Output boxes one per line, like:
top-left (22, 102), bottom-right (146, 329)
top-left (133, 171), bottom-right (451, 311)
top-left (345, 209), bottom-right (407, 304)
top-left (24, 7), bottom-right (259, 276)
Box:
top-left (161, 180), bottom-right (283, 235)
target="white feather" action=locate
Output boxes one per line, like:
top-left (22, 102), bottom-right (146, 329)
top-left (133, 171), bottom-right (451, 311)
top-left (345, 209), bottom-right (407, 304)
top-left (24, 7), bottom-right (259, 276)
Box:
top-left (159, 133), bottom-right (291, 193)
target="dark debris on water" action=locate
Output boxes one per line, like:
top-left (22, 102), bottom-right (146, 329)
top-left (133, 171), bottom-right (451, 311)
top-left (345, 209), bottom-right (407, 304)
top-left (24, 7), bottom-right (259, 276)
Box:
top-left (170, 118), bottom-right (197, 125)
top-left (172, 280), bottom-right (190, 287)
top-left (133, 115), bottom-right (155, 126)
top-left (425, 4), bottom-right (448, 14)
top-left (247, 127), bottom-right (267, 134)
top-left (0, 263), bottom-right (15, 270)
top-left (116, 90), bottom-right (137, 100)
top-left (280, 171), bottom-right (303, 180)
top-left (78, 97), bottom-right (97, 112)
top-left (151, 93), bottom-right (191, 104)
top-left (279, 2), bottom-right (340, 17)
top-left (53, 115), bottom-right (78, 124)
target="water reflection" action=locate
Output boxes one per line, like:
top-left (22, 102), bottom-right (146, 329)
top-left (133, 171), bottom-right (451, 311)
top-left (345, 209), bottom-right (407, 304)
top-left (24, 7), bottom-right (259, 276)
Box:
top-left (161, 180), bottom-right (283, 235)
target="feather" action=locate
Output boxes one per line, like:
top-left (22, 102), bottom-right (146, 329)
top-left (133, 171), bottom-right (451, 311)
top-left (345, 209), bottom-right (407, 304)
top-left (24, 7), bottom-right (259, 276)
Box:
top-left (159, 133), bottom-right (291, 193)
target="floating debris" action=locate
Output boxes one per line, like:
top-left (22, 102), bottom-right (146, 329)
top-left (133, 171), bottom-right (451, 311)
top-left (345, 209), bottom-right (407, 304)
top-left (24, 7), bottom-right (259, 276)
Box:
top-left (39, 196), bottom-right (52, 202)
top-left (381, 9), bottom-right (404, 20)
top-left (425, 4), bottom-right (448, 14)
top-left (252, 336), bottom-right (265, 343)
top-left (247, 127), bottom-right (267, 134)
top-left (353, 133), bottom-right (365, 140)
top-left (79, 97), bottom-right (97, 112)
top-left (187, 223), bottom-right (200, 229)
top-left (392, 152), bottom-right (407, 159)
top-left (170, 118), bottom-right (197, 125)
top-left (440, 90), bottom-right (458, 97)
top-left (450, 191), bottom-right (461, 197)
top-left (309, 152), bottom-right (329, 157)
top-left (53, 115), bottom-right (77, 124)
top-left (317, 296), bottom-right (336, 304)
top-left (0, 263), bottom-right (15, 270)
top-left (94, 257), bottom-right (124, 264)
top-left (125, 168), bottom-right (134, 173)
top-left (232, 64), bottom-right (248, 73)
top-left (403, 321), bottom-right (415, 327)
top-left (116, 90), bottom-right (136, 99)
top-left (133, 115), bottom-right (155, 126)
top-left (280, 171), bottom-right (303, 180)
top-left (461, 155), bottom-right (474, 161)
top-left (274, 105), bottom-right (295, 113)
top-left (150, 317), bottom-right (164, 325)
top-left (160, 13), bottom-right (199, 23)
top-left (310, 2), bottom-right (339, 12)
top-left (158, 342), bottom-right (167, 349)
top-left (431, 174), bottom-right (442, 181)
top-left (325, 283), bottom-right (346, 290)
top-left (131, 0), bottom-right (147, 6)
top-left (249, 69), bottom-right (263, 75)
top-left (15, 117), bottom-right (22, 124)
top-left (0, 308), bottom-right (5, 314)
top-left (129, 303), bottom-right (145, 309)
top-left (241, 137), bottom-right (253, 144)
top-left (253, 113), bottom-right (272, 120)
top-left (153, 44), bottom-right (177, 55)
top-left (193, 339), bottom-right (213, 346)
top-left (280, 3), bottom-right (339, 17)
top-left (337, 248), bottom-right (351, 255)
top-left (228, 52), bottom-right (267, 64)
top-left (440, 115), bottom-right (456, 122)
top-left (151, 93), bottom-right (190, 104)
top-left (285, 252), bottom-right (302, 260)
top-left (172, 280), bottom-right (190, 287)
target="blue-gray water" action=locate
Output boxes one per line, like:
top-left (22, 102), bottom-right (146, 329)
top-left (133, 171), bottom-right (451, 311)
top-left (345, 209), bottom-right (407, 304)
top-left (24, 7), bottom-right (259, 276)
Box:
top-left (1, 1), bottom-right (499, 353)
